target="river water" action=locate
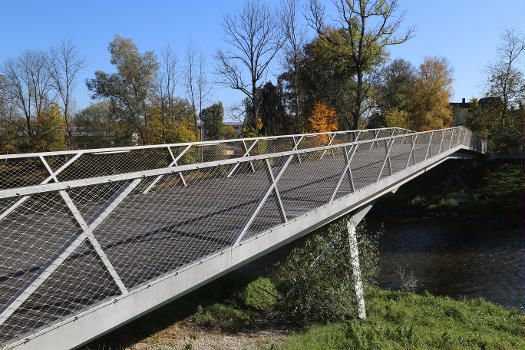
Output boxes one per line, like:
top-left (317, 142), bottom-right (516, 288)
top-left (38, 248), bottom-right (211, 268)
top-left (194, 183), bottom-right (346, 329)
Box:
top-left (376, 219), bottom-right (525, 308)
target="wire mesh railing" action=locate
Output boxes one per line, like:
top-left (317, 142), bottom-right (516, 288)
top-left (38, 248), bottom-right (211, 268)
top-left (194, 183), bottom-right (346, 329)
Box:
top-left (0, 126), bottom-right (483, 348)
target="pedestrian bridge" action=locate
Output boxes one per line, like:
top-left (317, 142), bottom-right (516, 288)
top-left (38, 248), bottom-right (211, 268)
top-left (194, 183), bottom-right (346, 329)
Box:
top-left (0, 127), bottom-right (484, 349)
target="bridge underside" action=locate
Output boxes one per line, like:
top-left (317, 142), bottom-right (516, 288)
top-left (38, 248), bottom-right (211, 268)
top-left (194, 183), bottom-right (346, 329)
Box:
top-left (0, 128), bottom-right (484, 349)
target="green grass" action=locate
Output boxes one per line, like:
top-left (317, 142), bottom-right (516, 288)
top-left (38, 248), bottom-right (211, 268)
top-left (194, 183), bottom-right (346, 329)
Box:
top-left (281, 287), bottom-right (525, 350)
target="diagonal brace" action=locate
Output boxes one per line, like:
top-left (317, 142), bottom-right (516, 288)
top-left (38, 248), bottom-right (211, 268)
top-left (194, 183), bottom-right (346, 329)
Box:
top-left (143, 145), bottom-right (191, 193)
top-left (233, 155), bottom-right (294, 245)
top-left (0, 178), bottom-right (140, 327)
top-left (227, 139), bottom-right (258, 177)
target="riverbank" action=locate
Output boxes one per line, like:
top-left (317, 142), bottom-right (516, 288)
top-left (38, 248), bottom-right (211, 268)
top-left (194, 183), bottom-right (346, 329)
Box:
top-left (372, 160), bottom-right (525, 224)
top-left (282, 287), bottom-right (524, 350)
top-left (86, 276), bottom-right (524, 350)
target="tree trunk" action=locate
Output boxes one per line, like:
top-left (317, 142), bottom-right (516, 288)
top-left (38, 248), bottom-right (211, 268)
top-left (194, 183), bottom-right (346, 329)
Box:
top-left (353, 69), bottom-right (363, 130)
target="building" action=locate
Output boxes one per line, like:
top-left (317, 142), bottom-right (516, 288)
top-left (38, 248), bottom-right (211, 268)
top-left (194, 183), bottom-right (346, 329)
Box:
top-left (450, 98), bottom-right (471, 125)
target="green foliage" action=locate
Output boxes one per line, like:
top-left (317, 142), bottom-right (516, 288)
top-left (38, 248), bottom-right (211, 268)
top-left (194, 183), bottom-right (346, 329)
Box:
top-left (393, 161), bottom-right (525, 220)
top-left (281, 288), bottom-right (525, 350)
top-left (86, 34), bottom-right (159, 143)
top-left (200, 102), bottom-right (224, 140)
top-left (74, 101), bottom-right (126, 148)
top-left (275, 219), bottom-right (381, 324)
top-left (238, 277), bottom-right (279, 311)
top-left (376, 58), bottom-right (416, 116)
top-left (257, 82), bottom-right (292, 136)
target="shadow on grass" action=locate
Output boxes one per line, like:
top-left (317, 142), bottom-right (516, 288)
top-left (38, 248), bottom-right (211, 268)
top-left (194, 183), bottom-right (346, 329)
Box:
top-left (83, 270), bottom-right (257, 350)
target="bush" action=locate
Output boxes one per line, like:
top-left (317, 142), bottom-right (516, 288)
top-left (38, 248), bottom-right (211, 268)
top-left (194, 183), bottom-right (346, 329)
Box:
top-left (274, 219), bottom-right (381, 324)
top-left (238, 277), bottom-right (280, 311)
top-left (188, 303), bottom-right (251, 332)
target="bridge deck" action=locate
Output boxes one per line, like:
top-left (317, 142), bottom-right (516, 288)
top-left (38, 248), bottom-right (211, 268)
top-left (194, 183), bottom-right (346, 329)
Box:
top-left (0, 127), bottom-right (483, 349)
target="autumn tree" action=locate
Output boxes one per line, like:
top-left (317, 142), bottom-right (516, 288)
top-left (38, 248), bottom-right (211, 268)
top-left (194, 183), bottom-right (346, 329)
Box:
top-left (32, 102), bottom-right (65, 152)
top-left (308, 101), bottom-right (338, 144)
top-left (148, 98), bottom-right (197, 144)
top-left (216, 0), bottom-right (283, 129)
top-left (86, 35), bottom-right (159, 144)
top-left (307, 0), bottom-right (413, 129)
top-left (220, 125), bottom-right (238, 139)
top-left (407, 57), bottom-right (454, 130)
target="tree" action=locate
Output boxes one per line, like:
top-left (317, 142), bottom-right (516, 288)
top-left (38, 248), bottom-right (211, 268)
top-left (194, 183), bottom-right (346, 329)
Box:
top-left (74, 101), bottom-right (123, 148)
top-left (155, 44), bottom-right (178, 121)
top-left (280, 0), bottom-right (305, 123)
top-left (48, 39), bottom-right (85, 149)
top-left (2, 50), bottom-right (53, 136)
top-left (407, 57), bottom-right (454, 130)
top-left (31, 102), bottom-right (65, 152)
top-left (216, 0), bottom-right (283, 129)
top-left (376, 58), bottom-right (415, 116)
top-left (258, 82), bottom-right (289, 136)
top-left (148, 99), bottom-right (198, 145)
top-left (307, 0), bottom-right (413, 129)
top-left (0, 75), bottom-right (22, 153)
top-left (185, 41), bottom-right (211, 137)
top-left (200, 102), bottom-right (224, 140)
top-left (280, 34), bottom-right (356, 131)
top-left (485, 28), bottom-right (525, 134)
top-left (86, 35), bottom-right (159, 143)
top-left (307, 101), bottom-right (338, 143)
top-left (220, 125), bottom-right (238, 139)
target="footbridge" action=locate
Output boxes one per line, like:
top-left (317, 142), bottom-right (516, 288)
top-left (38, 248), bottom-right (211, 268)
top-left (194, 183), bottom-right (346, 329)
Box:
top-left (0, 126), bottom-right (485, 349)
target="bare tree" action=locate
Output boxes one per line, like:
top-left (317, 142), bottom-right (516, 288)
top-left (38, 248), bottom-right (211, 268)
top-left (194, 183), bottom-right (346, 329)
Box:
top-left (197, 53), bottom-right (211, 117)
top-left (49, 39), bottom-right (85, 148)
top-left (216, 0), bottom-right (283, 128)
top-left (485, 28), bottom-right (525, 132)
top-left (2, 50), bottom-right (53, 136)
top-left (307, 0), bottom-right (414, 129)
top-left (184, 40), bottom-right (198, 128)
top-left (185, 40), bottom-right (212, 139)
top-left (157, 44), bottom-right (178, 117)
top-left (280, 0), bottom-right (305, 122)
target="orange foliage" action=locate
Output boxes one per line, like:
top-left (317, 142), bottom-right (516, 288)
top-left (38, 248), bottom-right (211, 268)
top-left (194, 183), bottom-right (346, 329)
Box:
top-left (308, 102), bottom-right (338, 143)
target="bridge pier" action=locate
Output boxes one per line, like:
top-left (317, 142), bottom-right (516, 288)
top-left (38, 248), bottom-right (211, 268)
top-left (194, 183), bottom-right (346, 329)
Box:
top-left (442, 162), bottom-right (477, 201)
top-left (346, 199), bottom-right (379, 320)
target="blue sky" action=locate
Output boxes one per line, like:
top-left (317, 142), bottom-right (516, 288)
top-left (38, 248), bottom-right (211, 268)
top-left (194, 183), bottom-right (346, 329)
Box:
top-left (1, 0), bottom-right (524, 119)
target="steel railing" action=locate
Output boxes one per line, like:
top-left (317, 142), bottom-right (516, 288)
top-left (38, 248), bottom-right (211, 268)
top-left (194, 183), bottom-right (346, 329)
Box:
top-left (0, 126), bottom-right (483, 348)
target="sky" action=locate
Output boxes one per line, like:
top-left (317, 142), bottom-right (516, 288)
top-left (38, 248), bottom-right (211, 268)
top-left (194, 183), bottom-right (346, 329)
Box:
top-left (1, 0), bottom-right (524, 120)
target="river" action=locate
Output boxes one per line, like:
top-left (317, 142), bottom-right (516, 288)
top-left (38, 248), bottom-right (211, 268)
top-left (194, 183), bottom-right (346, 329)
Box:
top-left (375, 218), bottom-right (525, 308)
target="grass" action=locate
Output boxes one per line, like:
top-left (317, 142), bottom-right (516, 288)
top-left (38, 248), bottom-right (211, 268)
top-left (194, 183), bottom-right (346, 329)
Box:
top-left (281, 287), bottom-right (525, 350)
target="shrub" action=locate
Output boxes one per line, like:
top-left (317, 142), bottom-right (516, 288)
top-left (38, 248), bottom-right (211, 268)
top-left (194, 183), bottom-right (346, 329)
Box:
top-left (188, 303), bottom-right (251, 332)
top-left (238, 277), bottom-right (280, 311)
top-left (274, 219), bottom-right (381, 324)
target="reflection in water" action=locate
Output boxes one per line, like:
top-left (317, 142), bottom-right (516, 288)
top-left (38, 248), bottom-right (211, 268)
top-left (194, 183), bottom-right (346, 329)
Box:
top-left (375, 219), bottom-right (525, 308)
